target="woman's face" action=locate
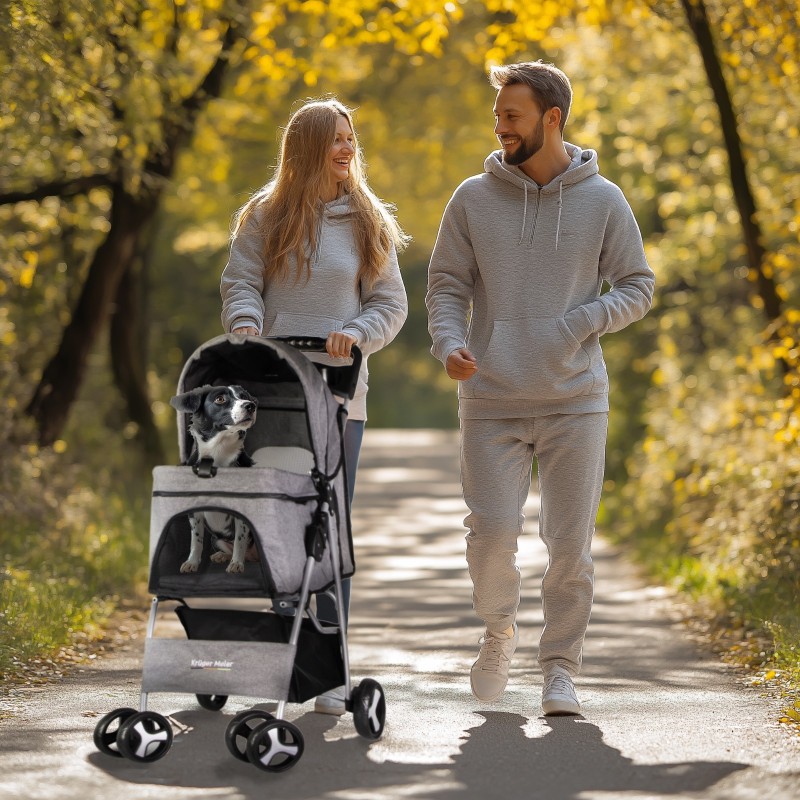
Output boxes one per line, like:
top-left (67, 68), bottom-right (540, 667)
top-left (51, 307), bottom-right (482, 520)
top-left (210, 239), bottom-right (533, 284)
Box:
top-left (326, 114), bottom-right (355, 194)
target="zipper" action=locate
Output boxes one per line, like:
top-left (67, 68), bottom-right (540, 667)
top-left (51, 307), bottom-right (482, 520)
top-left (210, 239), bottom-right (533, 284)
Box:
top-left (528, 187), bottom-right (542, 247)
top-left (153, 491), bottom-right (319, 503)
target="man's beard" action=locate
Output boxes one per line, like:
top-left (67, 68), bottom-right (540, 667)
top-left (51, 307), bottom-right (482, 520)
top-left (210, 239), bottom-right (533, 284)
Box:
top-left (502, 119), bottom-right (544, 166)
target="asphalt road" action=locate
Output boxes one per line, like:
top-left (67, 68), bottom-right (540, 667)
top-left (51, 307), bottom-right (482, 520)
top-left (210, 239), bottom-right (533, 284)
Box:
top-left (1, 429), bottom-right (798, 799)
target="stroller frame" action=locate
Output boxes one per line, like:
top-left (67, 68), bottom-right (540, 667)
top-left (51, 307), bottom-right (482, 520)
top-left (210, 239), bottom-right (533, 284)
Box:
top-left (93, 335), bottom-right (386, 772)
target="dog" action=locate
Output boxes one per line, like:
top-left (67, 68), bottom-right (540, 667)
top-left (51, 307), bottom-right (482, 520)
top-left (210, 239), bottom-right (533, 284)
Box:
top-left (169, 384), bottom-right (258, 574)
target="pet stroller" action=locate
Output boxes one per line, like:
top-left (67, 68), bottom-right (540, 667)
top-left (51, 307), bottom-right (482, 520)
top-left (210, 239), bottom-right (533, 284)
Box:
top-left (93, 334), bottom-right (386, 772)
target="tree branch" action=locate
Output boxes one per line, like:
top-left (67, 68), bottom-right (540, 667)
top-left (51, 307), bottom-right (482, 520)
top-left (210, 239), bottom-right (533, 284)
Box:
top-left (0, 174), bottom-right (115, 206)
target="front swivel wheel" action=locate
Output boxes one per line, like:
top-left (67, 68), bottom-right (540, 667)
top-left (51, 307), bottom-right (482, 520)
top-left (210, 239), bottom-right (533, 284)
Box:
top-left (246, 719), bottom-right (304, 772)
top-left (116, 710), bottom-right (173, 762)
top-left (93, 707), bottom-right (137, 757)
top-left (224, 708), bottom-right (275, 762)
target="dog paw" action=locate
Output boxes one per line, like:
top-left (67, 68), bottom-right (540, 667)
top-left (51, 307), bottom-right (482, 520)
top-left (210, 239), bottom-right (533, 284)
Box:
top-left (226, 560), bottom-right (245, 574)
top-left (180, 561), bottom-right (199, 573)
top-left (210, 551), bottom-right (230, 564)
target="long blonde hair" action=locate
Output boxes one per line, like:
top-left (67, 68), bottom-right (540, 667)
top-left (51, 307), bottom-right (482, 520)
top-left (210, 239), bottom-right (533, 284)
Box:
top-left (232, 98), bottom-right (409, 289)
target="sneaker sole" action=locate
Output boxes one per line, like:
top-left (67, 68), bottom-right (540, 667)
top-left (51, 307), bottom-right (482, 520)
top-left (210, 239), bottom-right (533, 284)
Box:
top-left (469, 676), bottom-right (507, 703)
top-left (314, 701), bottom-right (347, 716)
top-left (542, 700), bottom-right (581, 716)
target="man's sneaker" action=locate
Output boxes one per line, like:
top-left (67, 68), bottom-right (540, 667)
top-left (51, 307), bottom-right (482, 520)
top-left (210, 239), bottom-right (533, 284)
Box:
top-left (470, 625), bottom-right (519, 702)
top-left (314, 685), bottom-right (346, 716)
top-left (542, 665), bottom-right (581, 715)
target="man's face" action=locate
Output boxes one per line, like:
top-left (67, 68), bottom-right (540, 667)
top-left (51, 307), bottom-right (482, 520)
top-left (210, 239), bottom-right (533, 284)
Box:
top-left (493, 84), bottom-right (546, 166)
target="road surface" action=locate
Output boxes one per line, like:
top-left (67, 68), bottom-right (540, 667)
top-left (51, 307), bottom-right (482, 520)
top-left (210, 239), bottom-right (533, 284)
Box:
top-left (1, 429), bottom-right (798, 799)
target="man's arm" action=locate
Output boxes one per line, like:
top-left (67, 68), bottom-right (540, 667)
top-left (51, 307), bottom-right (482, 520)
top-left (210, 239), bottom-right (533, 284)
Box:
top-left (426, 193), bottom-right (479, 369)
top-left (565, 188), bottom-right (655, 342)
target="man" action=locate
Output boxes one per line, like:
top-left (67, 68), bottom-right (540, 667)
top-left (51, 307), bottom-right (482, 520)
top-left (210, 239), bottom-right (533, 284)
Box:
top-left (426, 61), bottom-right (655, 715)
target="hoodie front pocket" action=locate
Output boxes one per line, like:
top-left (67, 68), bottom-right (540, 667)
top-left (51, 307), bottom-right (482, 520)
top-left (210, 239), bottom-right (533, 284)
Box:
top-left (267, 312), bottom-right (343, 339)
top-left (472, 317), bottom-right (592, 401)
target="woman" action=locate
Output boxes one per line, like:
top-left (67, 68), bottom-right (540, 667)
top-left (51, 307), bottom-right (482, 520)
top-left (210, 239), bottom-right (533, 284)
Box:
top-left (220, 98), bottom-right (409, 715)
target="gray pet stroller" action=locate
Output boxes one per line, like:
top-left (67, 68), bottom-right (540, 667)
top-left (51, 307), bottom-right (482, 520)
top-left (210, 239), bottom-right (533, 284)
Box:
top-left (93, 334), bottom-right (386, 772)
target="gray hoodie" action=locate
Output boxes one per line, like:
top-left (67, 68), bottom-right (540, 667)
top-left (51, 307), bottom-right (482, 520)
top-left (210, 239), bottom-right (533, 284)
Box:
top-left (220, 195), bottom-right (408, 421)
top-left (426, 144), bottom-right (655, 418)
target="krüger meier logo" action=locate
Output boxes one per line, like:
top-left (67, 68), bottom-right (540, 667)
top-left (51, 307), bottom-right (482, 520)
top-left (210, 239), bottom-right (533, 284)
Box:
top-left (191, 659), bottom-right (234, 670)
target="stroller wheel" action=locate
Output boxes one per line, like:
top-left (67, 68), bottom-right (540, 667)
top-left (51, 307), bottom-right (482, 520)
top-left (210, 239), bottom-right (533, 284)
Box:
top-left (116, 710), bottom-right (173, 762)
top-left (224, 709), bottom-right (275, 762)
top-left (246, 719), bottom-right (304, 772)
top-left (351, 679), bottom-right (386, 740)
top-left (93, 707), bottom-right (137, 757)
top-left (197, 693), bottom-right (228, 711)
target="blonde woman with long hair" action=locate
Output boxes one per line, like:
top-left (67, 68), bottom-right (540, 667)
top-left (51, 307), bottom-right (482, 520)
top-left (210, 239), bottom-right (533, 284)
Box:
top-left (220, 98), bottom-right (409, 714)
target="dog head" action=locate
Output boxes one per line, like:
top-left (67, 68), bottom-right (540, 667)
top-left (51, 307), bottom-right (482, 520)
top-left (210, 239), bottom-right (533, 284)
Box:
top-left (170, 385), bottom-right (257, 459)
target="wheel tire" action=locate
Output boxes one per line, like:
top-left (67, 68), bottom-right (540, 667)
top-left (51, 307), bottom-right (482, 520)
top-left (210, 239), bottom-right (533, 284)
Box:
top-left (116, 710), bottom-right (173, 762)
top-left (196, 693), bottom-right (228, 711)
top-left (246, 719), bottom-right (304, 772)
top-left (224, 709), bottom-right (275, 762)
top-left (93, 707), bottom-right (137, 757)
top-left (351, 678), bottom-right (386, 740)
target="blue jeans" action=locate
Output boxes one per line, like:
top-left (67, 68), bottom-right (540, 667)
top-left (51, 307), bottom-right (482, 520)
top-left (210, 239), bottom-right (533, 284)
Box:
top-left (315, 418), bottom-right (364, 628)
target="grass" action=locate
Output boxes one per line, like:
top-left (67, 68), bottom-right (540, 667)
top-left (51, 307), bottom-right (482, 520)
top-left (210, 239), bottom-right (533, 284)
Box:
top-left (0, 453), bottom-right (150, 684)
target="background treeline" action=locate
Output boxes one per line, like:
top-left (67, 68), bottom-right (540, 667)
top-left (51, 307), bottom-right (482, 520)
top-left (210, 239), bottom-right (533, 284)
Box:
top-left (1, 1), bottom-right (798, 713)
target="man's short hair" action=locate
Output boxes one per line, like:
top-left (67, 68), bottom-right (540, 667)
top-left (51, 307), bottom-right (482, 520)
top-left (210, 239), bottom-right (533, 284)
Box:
top-left (489, 61), bottom-right (572, 132)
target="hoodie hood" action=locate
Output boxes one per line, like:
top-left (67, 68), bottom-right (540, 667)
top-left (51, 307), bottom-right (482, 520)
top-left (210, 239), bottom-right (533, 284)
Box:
top-left (322, 193), bottom-right (352, 218)
top-left (484, 142), bottom-right (599, 248)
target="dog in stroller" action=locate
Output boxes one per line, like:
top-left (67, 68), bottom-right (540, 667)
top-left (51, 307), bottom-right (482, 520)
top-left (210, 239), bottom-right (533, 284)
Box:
top-left (169, 384), bottom-right (258, 574)
top-left (93, 334), bottom-right (386, 772)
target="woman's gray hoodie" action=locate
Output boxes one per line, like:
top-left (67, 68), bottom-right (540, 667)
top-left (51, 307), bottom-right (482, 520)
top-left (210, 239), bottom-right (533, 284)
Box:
top-left (426, 144), bottom-right (655, 418)
top-left (220, 195), bottom-right (408, 421)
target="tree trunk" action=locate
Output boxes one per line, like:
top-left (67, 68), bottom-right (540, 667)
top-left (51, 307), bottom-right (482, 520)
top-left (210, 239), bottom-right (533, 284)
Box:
top-left (26, 186), bottom-right (156, 445)
top-left (680, 0), bottom-right (782, 322)
top-left (109, 228), bottom-right (166, 465)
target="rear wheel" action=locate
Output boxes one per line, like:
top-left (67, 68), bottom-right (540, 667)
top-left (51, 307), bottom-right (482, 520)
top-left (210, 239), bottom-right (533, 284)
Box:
top-left (352, 679), bottom-right (386, 740)
top-left (197, 694), bottom-right (228, 711)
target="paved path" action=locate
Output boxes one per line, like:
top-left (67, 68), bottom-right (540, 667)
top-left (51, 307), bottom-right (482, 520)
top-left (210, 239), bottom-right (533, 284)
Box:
top-left (1, 429), bottom-right (798, 799)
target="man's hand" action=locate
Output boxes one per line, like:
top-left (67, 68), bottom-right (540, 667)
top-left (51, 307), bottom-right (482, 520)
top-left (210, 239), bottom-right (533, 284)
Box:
top-left (326, 331), bottom-right (357, 358)
top-left (446, 348), bottom-right (478, 381)
top-left (233, 326), bottom-right (260, 336)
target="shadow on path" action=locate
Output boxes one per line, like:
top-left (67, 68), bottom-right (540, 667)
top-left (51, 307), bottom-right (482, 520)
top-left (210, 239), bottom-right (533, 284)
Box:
top-left (86, 706), bottom-right (748, 800)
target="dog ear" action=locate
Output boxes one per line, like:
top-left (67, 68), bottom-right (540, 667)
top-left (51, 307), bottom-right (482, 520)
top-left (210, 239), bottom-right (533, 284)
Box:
top-left (170, 387), bottom-right (210, 414)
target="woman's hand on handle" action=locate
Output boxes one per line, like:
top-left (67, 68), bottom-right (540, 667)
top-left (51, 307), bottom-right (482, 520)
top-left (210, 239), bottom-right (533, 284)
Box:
top-left (326, 331), bottom-right (358, 359)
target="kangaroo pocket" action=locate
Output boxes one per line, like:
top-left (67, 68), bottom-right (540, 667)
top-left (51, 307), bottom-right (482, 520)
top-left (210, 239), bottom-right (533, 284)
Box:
top-left (267, 312), bottom-right (343, 338)
top-left (471, 316), bottom-right (593, 401)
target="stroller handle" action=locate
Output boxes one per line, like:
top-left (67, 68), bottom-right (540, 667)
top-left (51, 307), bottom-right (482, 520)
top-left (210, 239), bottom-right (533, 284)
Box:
top-left (273, 336), bottom-right (362, 401)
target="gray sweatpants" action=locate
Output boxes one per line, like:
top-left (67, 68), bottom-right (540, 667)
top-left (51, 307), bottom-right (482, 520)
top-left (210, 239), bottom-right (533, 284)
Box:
top-left (460, 413), bottom-right (608, 676)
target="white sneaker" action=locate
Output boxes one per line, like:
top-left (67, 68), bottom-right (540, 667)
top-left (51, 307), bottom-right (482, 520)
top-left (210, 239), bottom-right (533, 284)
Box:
top-left (470, 625), bottom-right (519, 702)
top-left (314, 685), bottom-right (346, 716)
top-left (542, 665), bottom-right (581, 715)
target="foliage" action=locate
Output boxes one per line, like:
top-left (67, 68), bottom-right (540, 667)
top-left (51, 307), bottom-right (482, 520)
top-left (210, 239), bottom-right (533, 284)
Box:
top-left (2, 0), bottom-right (800, 707)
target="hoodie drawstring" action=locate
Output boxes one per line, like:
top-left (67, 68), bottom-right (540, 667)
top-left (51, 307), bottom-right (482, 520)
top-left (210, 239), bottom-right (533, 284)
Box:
top-left (555, 181), bottom-right (564, 251)
top-left (519, 183), bottom-right (528, 246)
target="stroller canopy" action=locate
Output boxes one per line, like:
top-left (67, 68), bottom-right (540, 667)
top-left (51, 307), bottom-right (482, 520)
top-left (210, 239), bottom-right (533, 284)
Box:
top-left (174, 334), bottom-right (349, 478)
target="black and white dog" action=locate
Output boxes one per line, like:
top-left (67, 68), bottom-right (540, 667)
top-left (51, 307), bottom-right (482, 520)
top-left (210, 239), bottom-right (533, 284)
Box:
top-left (169, 384), bottom-right (257, 574)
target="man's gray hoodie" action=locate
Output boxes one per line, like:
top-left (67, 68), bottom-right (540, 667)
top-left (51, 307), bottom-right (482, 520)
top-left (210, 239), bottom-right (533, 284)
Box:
top-left (426, 144), bottom-right (655, 418)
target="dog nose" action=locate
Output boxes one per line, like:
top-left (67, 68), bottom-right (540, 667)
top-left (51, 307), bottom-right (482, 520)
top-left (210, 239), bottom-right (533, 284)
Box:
top-left (244, 401), bottom-right (256, 413)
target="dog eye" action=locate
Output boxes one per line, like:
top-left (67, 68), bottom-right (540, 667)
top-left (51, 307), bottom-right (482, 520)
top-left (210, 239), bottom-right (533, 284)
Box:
top-left (214, 395), bottom-right (227, 404)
